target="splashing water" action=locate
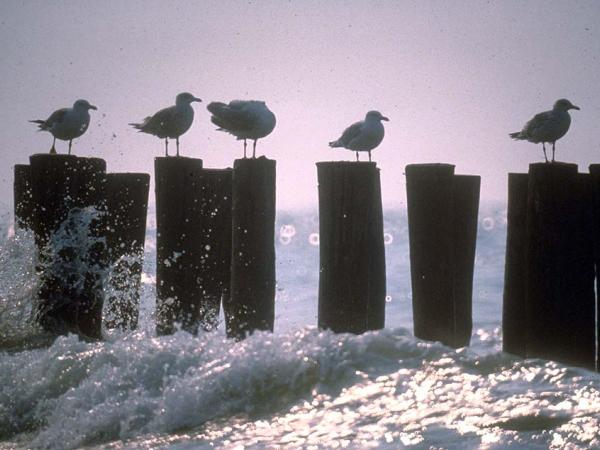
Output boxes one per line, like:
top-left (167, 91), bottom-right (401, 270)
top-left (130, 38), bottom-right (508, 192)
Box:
top-left (0, 205), bottom-right (599, 449)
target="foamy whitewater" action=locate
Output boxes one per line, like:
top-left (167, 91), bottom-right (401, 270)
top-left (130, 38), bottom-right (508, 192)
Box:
top-left (1, 203), bottom-right (599, 449)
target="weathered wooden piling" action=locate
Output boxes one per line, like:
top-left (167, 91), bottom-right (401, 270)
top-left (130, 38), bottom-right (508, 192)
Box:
top-left (13, 164), bottom-right (34, 230)
top-left (155, 157), bottom-right (205, 335)
top-left (105, 173), bottom-right (150, 330)
top-left (29, 154), bottom-right (107, 339)
top-left (227, 157), bottom-right (276, 339)
top-left (590, 164), bottom-right (600, 370)
top-left (405, 164), bottom-right (480, 348)
top-left (502, 173), bottom-right (529, 357)
top-left (316, 161), bottom-right (386, 334)
top-left (526, 163), bottom-right (595, 369)
top-left (195, 169), bottom-right (233, 331)
top-left (451, 175), bottom-right (481, 346)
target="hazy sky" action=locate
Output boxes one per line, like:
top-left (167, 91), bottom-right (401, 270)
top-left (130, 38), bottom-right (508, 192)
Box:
top-left (1, 0), bottom-right (600, 210)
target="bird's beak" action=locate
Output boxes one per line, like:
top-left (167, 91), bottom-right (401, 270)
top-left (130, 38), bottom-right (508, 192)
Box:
top-left (194, 97), bottom-right (202, 103)
top-left (382, 116), bottom-right (390, 121)
top-left (571, 105), bottom-right (580, 111)
top-left (89, 104), bottom-right (98, 110)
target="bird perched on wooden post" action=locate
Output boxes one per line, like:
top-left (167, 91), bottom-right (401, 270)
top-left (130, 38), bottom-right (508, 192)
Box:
top-left (206, 100), bottom-right (276, 158)
top-left (509, 99), bottom-right (580, 163)
top-left (130, 92), bottom-right (202, 157)
top-left (30, 99), bottom-right (97, 155)
top-left (329, 110), bottom-right (389, 162)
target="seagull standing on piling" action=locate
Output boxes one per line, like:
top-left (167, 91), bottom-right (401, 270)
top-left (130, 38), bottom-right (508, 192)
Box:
top-left (30, 99), bottom-right (97, 155)
top-left (509, 98), bottom-right (580, 163)
top-left (329, 110), bottom-right (389, 162)
top-left (206, 100), bottom-right (276, 158)
top-left (130, 92), bottom-right (202, 157)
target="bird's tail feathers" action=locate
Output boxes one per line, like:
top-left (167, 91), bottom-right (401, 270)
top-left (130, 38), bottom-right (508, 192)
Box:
top-left (129, 117), bottom-right (151, 131)
top-left (29, 119), bottom-right (47, 130)
top-left (329, 140), bottom-right (342, 148)
top-left (509, 131), bottom-right (524, 140)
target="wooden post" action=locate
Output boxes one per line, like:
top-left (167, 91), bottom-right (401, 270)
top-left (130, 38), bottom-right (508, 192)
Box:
top-left (590, 164), bottom-right (600, 371)
top-left (105, 173), bottom-right (150, 330)
top-left (154, 157), bottom-right (204, 335)
top-left (29, 154), bottom-right (107, 339)
top-left (195, 169), bottom-right (233, 331)
top-left (502, 173), bottom-right (529, 357)
top-left (526, 163), bottom-right (595, 369)
top-left (452, 175), bottom-right (480, 347)
top-left (316, 161), bottom-right (386, 333)
top-left (13, 164), bottom-right (34, 230)
top-left (227, 157), bottom-right (276, 339)
top-left (405, 164), bottom-right (480, 348)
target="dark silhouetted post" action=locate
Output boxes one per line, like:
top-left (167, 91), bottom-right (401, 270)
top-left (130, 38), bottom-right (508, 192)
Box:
top-left (227, 157), bottom-right (276, 339)
top-left (29, 154), bottom-right (107, 339)
top-left (155, 157), bottom-right (204, 335)
top-left (451, 175), bottom-right (480, 346)
top-left (590, 164), bottom-right (600, 371)
top-left (316, 161), bottom-right (386, 333)
top-left (526, 163), bottom-right (595, 369)
top-left (196, 169), bottom-right (233, 331)
top-left (105, 173), bottom-right (150, 330)
top-left (502, 173), bottom-right (529, 357)
top-left (13, 164), bottom-right (34, 230)
top-left (406, 164), bottom-right (480, 348)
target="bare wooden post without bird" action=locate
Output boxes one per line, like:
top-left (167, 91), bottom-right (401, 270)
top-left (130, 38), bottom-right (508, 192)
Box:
top-left (195, 169), bottom-right (232, 331)
top-left (227, 157), bottom-right (276, 339)
top-left (155, 157), bottom-right (205, 335)
top-left (589, 164), bottom-right (600, 371)
top-left (502, 173), bottom-right (529, 357)
top-left (405, 164), bottom-right (480, 348)
top-left (105, 173), bottom-right (150, 330)
top-left (316, 161), bottom-right (386, 333)
top-left (29, 154), bottom-right (107, 339)
top-left (13, 164), bottom-right (34, 230)
top-left (526, 163), bottom-right (595, 369)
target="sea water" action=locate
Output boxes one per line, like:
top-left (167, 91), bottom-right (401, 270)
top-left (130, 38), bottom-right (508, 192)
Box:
top-left (1, 203), bottom-right (599, 449)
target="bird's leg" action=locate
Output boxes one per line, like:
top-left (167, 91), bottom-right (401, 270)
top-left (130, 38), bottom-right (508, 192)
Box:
top-left (253, 140), bottom-right (257, 158)
top-left (356, 151), bottom-right (359, 162)
top-left (165, 138), bottom-right (169, 157)
top-left (368, 150), bottom-right (372, 162)
top-left (542, 143), bottom-right (548, 163)
top-left (243, 139), bottom-right (247, 158)
top-left (50, 137), bottom-right (57, 154)
top-left (68, 140), bottom-right (72, 155)
top-left (176, 137), bottom-right (180, 157)
top-left (552, 142), bottom-right (555, 162)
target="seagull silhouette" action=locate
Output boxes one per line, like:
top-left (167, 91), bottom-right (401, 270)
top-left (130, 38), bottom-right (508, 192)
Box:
top-left (510, 99), bottom-right (580, 162)
top-left (130, 92), bottom-right (201, 157)
top-left (329, 110), bottom-right (389, 162)
top-left (30, 99), bottom-right (97, 155)
top-left (207, 100), bottom-right (276, 158)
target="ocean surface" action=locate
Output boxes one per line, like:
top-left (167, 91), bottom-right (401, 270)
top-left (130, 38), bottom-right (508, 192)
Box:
top-left (1, 202), bottom-right (599, 449)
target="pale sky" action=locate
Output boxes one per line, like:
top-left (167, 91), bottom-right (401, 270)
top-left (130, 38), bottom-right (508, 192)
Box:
top-left (1, 0), bottom-right (599, 210)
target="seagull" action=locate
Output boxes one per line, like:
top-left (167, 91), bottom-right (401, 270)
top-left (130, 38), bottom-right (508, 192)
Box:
top-left (329, 110), bottom-right (389, 162)
top-left (509, 98), bottom-right (580, 162)
top-left (206, 100), bottom-right (276, 158)
top-left (130, 92), bottom-right (202, 157)
top-left (30, 99), bottom-right (97, 155)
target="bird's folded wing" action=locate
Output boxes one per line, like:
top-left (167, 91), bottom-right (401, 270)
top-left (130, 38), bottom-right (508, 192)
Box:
top-left (338, 121), bottom-right (363, 145)
top-left (524, 111), bottom-right (553, 136)
top-left (208, 101), bottom-right (256, 131)
top-left (143, 106), bottom-right (178, 132)
top-left (44, 108), bottom-right (68, 127)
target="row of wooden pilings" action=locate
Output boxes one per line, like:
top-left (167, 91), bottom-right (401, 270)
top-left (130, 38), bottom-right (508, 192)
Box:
top-left (13, 156), bottom-right (479, 343)
top-left (12, 154), bottom-right (600, 372)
